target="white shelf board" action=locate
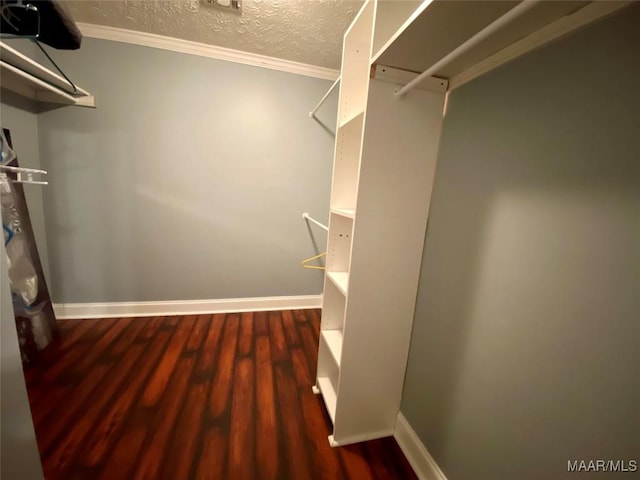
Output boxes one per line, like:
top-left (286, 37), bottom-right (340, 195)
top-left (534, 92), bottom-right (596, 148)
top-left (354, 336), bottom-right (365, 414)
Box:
top-left (371, 0), bottom-right (433, 65)
top-left (0, 42), bottom-right (95, 107)
top-left (339, 110), bottom-right (365, 130)
top-left (322, 329), bottom-right (344, 366)
top-left (1, 61), bottom-right (73, 104)
top-left (1, 41), bottom-right (90, 95)
top-left (374, 1), bottom-right (600, 80)
top-left (317, 376), bottom-right (337, 422)
top-left (327, 271), bottom-right (349, 296)
top-left (331, 208), bottom-right (356, 219)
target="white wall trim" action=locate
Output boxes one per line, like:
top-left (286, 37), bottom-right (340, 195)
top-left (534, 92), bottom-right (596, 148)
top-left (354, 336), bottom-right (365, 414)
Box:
top-left (394, 412), bottom-right (448, 480)
top-left (77, 22), bottom-right (339, 81)
top-left (53, 295), bottom-right (323, 319)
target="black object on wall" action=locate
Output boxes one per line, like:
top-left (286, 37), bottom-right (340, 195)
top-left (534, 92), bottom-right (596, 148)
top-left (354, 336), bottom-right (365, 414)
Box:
top-left (0, 0), bottom-right (82, 49)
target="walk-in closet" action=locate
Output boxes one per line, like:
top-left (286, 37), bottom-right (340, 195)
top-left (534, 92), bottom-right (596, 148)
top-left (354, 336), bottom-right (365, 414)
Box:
top-left (1, 1), bottom-right (638, 479)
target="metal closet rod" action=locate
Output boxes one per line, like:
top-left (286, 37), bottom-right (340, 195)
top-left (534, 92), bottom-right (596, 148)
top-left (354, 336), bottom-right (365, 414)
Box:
top-left (309, 76), bottom-right (340, 119)
top-left (395, 0), bottom-right (542, 97)
top-left (302, 212), bottom-right (328, 232)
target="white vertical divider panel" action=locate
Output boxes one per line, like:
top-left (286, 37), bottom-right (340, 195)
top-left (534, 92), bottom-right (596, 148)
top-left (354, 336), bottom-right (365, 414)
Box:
top-left (316, 0), bottom-right (446, 446)
top-left (355, 80), bottom-right (446, 218)
top-left (335, 215), bottom-right (432, 442)
top-left (339, 1), bottom-right (376, 125)
top-left (333, 81), bottom-right (445, 444)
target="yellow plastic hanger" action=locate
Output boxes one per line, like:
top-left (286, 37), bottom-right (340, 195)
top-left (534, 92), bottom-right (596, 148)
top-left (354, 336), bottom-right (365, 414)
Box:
top-left (301, 252), bottom-right (326, 270)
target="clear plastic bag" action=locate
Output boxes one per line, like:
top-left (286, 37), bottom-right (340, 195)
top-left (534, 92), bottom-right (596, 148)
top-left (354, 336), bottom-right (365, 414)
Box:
top-left (1, 130), bottom-right (38, 309)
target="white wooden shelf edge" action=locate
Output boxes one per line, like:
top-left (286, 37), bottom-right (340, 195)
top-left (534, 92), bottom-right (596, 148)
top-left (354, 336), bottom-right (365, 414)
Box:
top-left (0, 42), bottom-right (95, 108)
top-left (322, 329), bottom-right (343, 365)
top-left (317, 376), bottom-right (337, 422)
top-left (338, 110), bottom-right (365, 130)
top-left (331, 208), bottom-right (356, 219)
top-left (0, 41), bottom-right (90, 95)
top-left (327, 271), bottom-right (349, 296)
top-left (1, 61), bottom-right (96, 108)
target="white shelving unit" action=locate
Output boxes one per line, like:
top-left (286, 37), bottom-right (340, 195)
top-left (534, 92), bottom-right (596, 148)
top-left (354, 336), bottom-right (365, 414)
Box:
top-left (0, 41), bottom-right (95, 107)
top-left (315, 0), bottom-right (623, 447)
top-left (315, 0), bottom-right (448, 447)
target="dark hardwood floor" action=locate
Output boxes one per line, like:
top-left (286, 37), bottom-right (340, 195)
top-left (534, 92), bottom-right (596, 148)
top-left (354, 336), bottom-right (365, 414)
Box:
top-left (24, 310), bottom-right (417, 480)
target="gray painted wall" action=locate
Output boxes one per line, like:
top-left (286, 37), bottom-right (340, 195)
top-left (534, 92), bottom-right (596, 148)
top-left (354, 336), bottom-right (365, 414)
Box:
top-left (36, 38), bottom-right (335, 303)
top-left (401, 6), bottom-right (640, 480)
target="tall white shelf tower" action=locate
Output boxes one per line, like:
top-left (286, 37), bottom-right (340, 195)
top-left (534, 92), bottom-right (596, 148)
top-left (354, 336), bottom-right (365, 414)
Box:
top-left (313, 0), bottom-right (447, 446)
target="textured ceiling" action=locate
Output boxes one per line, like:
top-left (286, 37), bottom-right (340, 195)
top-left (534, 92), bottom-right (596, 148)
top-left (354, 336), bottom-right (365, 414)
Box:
top-left (65, 0), bottom-right (362, 69)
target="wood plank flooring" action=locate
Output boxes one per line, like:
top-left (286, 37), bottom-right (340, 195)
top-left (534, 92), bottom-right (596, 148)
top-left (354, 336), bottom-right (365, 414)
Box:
top-left (24, 310), bottom-right (417, 480)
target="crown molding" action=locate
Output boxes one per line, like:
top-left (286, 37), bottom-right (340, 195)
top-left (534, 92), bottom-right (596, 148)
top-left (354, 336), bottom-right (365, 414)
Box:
top-left (77, 22), bottom-right (340, 81)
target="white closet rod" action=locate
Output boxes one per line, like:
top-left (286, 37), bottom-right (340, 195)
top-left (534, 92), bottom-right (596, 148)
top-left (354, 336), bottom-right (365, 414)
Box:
top-left (395, 0), bottom-right (542, 97)
top-left (309, 76), bottom-right (340, 118)
top-left (302, 212), bottom-right (329, 232)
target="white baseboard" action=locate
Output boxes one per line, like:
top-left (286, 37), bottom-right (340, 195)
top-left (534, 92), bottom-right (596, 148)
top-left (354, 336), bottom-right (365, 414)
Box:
top-left (394, 412), bottom-right (447, 480)
top-left (328, 428), bottom-right (396, 448)
top-left (53, 295), bottom-right (323, 319)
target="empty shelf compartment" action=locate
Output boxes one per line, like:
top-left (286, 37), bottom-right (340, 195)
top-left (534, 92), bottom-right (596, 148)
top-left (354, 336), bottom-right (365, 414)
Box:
top-left (322, 329), bottom-right (344, 365)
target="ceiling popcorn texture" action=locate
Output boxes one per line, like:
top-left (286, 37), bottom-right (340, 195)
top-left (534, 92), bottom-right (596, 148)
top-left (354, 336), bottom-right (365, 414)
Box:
top-left (65, 0), bottom-right (362, 69)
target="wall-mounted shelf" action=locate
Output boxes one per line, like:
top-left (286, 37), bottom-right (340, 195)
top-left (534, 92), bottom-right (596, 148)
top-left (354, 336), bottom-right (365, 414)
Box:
top-left (322, 329), bottom-right (344, 365)
top-left (371, 0), bottom-right (628, 91)
top-left (316, 376), bottom-right (337, 421)
top-left (338, 109), bottom-right (366, 130)
top-left (327, 271), bottom-right (349, 296)
top-left (331, 208), bottom-right (355, 219)
top-left (0, 41), bottom-right (95, 107)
